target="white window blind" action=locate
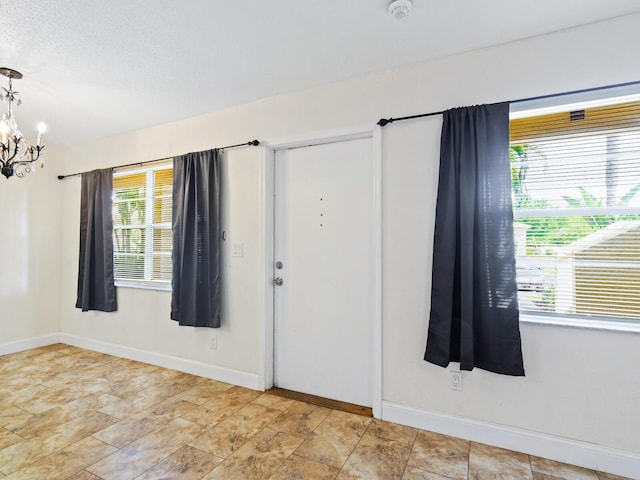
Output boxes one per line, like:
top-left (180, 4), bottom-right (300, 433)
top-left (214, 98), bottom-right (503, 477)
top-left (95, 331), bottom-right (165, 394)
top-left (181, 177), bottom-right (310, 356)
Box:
top-left (112, 160), bottom-right (173, 289)
top-left (510, 100), bottom-right (640, 323)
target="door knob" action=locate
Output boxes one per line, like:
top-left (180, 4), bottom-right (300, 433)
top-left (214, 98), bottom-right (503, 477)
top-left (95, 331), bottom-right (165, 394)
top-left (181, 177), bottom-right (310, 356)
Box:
top-left (274, 277), bottom-right (283, 286)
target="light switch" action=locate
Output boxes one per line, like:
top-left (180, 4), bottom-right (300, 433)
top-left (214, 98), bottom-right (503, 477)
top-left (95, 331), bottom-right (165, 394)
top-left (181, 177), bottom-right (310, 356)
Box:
top-left (232, 243), bottom-right (244, 257)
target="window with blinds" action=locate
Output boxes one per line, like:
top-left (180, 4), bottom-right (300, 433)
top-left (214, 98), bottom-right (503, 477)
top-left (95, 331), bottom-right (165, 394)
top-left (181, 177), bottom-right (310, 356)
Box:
top-left (510, 98), bottom-right (640, 323)
top-left (112, 160), bottom-right (173, 289)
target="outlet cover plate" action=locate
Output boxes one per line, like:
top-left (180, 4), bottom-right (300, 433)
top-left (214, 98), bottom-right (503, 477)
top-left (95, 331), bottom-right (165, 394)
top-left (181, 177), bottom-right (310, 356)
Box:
top-left (451, 371), bottom-right (462, 391)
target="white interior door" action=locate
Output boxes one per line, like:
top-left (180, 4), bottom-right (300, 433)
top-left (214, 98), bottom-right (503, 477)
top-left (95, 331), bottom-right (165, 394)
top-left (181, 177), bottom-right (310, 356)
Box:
top-left (274, 137), bottom-right (373, 407)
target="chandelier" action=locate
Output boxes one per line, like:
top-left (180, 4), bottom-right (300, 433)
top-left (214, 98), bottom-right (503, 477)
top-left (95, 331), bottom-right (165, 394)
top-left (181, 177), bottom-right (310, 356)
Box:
top-left (0, 68), bottom-right (46, 179)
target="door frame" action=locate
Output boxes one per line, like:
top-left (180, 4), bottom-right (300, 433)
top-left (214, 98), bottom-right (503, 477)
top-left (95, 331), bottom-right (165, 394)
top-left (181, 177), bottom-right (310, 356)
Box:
top-left (257, 124), bottom-right (382, 417)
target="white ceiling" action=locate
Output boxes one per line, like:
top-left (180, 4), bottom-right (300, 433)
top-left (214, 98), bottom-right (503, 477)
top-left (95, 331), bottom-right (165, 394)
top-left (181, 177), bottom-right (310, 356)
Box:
top-left (2, 0), bottom-right (639, 145)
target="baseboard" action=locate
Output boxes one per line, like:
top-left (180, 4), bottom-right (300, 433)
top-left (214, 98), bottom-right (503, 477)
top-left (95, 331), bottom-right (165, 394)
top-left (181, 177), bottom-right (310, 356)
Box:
top-left (59, 333), bottom-right (261, 391)
top-left (0, 333), bottom-right (61, 356)
top-left (382, 401), bottom-right (640, 478)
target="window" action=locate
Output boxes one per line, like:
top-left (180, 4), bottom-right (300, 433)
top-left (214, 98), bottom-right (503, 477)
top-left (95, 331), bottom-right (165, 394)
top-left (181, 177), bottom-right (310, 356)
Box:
top-left (112, 160), bottom-right (173, 289)
top-left (510, 96), bottom-right (640, 324)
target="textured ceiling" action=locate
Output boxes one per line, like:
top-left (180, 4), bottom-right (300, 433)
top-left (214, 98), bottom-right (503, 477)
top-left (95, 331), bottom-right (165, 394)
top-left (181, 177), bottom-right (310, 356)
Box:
top-left (2, 0), bottom-right (640, 145)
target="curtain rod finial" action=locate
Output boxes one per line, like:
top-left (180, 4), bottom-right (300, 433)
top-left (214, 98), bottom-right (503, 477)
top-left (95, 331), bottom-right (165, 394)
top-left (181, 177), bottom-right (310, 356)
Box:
top-left (249, 139), bottom-right (260, 146)
top-left (377, 118), bottom-right (392, 127)
top-left (57, 175), bottom-right (65, 180)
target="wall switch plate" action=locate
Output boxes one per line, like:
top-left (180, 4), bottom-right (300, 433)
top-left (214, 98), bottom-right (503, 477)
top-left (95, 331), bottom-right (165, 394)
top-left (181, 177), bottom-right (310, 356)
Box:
top-left (231, 243), bottom-right (244, 257)
top-left (451, 371), bottom-right (462, 391)
top-left (210, 335), bottom-right (218, 350)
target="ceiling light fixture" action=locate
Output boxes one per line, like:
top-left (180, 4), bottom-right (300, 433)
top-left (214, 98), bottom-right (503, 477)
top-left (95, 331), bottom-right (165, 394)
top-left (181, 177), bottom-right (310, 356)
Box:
top-left (0, 68), bottom-right (46, 179)
top-left (388, 0), bottom-right (413, 19)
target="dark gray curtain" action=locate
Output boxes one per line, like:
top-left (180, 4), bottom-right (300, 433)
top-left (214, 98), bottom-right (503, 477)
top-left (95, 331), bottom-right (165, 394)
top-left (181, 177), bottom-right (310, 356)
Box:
top-left (171, 148), bottom-right (221, 328)
top-left (76, 168), bottom-right (117, 312)
top-left (424, 103), bottom-right (524, 376)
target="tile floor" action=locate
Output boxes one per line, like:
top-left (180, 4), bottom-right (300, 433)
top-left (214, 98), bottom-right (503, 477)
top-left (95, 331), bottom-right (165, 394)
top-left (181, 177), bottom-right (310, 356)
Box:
top-left (0, 344), bottom-right (631, 480)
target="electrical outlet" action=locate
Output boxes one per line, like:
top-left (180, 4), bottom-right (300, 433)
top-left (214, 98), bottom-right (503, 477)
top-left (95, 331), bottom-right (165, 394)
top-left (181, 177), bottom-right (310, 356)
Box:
top-left (231, 243), bottom-right (244, 257)
top-left (210, 335), bottom-right (218, 350)
top-left (451, 371), bottom-right (462, 391)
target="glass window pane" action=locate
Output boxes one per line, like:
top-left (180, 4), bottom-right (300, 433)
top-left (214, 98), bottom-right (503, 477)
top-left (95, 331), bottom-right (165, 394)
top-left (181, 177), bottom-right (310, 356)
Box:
top-left (153, 228), bottom-right (172, 253)
top-left (511, 101), bottom-right (640, 322)
top-left (113, 228), bottom-right (146, 254)
top-left (113, 164), bottom-right (173, 285)
top-left (114, 254), bottom-right (145, 280)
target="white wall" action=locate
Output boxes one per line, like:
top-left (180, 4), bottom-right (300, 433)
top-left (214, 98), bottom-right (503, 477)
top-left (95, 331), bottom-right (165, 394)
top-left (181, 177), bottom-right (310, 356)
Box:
top-left (0, 165), bottom-right (60, 346)
top-left (49, 11), bottom-right (640, 458)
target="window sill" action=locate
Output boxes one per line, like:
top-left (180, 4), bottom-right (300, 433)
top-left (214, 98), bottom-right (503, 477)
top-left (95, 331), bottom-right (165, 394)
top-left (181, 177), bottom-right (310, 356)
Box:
top-left (115, 281), bottom-right (171, 292)
top-left (520, 313), bottom-right (640, 334)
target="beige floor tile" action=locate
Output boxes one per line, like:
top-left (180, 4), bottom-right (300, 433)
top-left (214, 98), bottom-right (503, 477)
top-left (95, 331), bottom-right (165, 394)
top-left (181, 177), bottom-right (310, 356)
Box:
top-left (94, 397), bottom-right (199, 448)
top-left (1, 436), bottom-right (116, 480)
top-left (468, 442), bottom-right (533, 479)
top-left (9, 392), bottom-right (120, 438)
top-left (67, 471), bottom-right (103, 480)
top-left (181, 386), bottom-right (262, 427)
top-left (368, 419), bottom-right (418, 446)
top-left (134, 445), bottom-right (223, 479)
top-left (97, 381), bottom-right (192, 419)
top-left (0, 407), bottom-right (37, 437)
top-left (252, 393), bottom-right (298, 411)
top-left (0, 430), bottom-right (21, 451)
top-left (269, 401), bottom-right (331, 438)
top-left (597, 473), bottom-right (633, 480)
top-left (15, 347), bottom-right (77, 365)
top-left (40, 374), bottom-right (111, 394)
top-left (295, 410), bottom-right (371, 468)
top-left (202, 428), bottom-right (304, 480)
top-left (0, 410), bottom-right (116, 475)
top-left (176, 379), bottom-right (234, 405)
top-left (402, 466), bottom-right (454, 480)
top-left (0, 408), bottom-right (33, 432)
top-left (337, 432), bottom-right (412, 480)
top-left (0, 371), bottom-right (52, 390)
top-left (20, 386), bottom-right (93, 414)
top-left (189, 403), bottom-right (282, 458)
top-left (407, 431), bottom-right (469, 480)
top-left (0, 384), bottom-right (48, 409)
top-left (134, 396), bottom-right (199, 421)
top-left (99, 374), bottom-right (160, 398)
top-left (530, 456), bottom-right (599, 480)
top-left (533, 473), bottom-right (570, 480)
top-left (0, 437), bottom-right (43, 476)
top-left (93, 415), bottom-right (170, 448)
top-left (87, 418), bottom-right (205, 480)
top-left (270, 454), bottom-right (340, 480)
top-left (171, 372), bottom-right (208, 388)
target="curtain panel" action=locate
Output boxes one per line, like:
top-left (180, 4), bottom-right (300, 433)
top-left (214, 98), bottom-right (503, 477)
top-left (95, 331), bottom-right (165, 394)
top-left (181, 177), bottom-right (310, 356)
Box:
top-left (76, 168), bottom-right (117, 312)
top-left (424, 102), bottom-right (524, 376)
top-left (171, 148), bottom-right (221, 328)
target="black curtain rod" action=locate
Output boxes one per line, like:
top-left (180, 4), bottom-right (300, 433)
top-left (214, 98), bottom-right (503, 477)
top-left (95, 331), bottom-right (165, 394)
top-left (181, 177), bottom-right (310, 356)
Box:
top-left (57, 139), bottom-right (260, 180)
top-left (377, 79), bottom-right (640, 127)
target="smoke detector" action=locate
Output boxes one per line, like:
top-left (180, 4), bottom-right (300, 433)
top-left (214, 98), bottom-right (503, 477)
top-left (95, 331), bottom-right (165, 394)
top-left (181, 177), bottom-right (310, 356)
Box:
top-left (388, 0), bottom-right (413, 19)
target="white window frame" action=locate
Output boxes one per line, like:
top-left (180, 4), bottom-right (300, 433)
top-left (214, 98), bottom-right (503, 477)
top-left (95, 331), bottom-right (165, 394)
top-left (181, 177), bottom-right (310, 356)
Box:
top-left (113, 162), bottom-right (172, 291)
top-left (511, 85), bottom-right (640, 333)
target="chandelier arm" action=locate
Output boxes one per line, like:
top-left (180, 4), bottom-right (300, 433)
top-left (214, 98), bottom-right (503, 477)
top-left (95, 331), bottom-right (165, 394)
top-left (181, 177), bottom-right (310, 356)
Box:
top-left (13, 148), bottom-right (42, 166)
top-left (5, 138), bottom-right (20, 163)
